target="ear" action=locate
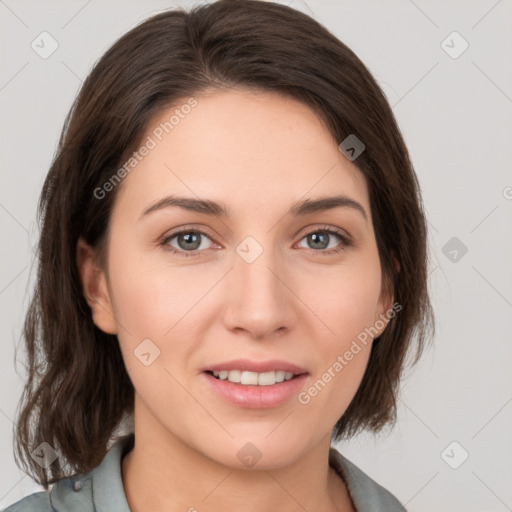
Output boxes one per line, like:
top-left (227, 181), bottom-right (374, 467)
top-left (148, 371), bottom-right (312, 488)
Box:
top-left (373, 254), bottom-right (400, 338)
top-left (373, 289), bottom-right (393, 338)
top-left (76, 237), bottom-right (118, 335)
top-left (393, 253), bottom-right (401, 273)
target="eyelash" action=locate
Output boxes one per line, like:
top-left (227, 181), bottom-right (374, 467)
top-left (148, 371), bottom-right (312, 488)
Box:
top-left (160, 225), bottom-right (352, 258)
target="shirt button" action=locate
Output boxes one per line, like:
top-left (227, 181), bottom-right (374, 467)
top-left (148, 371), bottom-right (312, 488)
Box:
top-left (73, 480), bottom-right (82, 492)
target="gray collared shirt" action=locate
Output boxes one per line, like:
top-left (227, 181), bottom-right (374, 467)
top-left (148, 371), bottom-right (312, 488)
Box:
top-left (4, 434), bottom-right (406, 511)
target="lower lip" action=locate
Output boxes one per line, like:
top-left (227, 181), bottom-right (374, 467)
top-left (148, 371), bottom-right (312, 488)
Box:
top-left (202, 372), bottom-right (308, 409)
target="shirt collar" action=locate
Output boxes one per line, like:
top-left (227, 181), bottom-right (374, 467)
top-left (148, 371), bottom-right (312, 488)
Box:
top-left (329, 446), bottom-right (405, 511)
top-left (89, 433), bottom-right (134, 512)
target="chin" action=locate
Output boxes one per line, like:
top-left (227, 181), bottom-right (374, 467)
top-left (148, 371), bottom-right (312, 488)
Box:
top-left (197, 430), bottom-right (311, 471)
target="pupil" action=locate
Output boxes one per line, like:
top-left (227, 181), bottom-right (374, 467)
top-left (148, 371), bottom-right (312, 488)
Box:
top-left (309, 232), bottom-right (328, 250)
top-left (179, 232), bottom-right (200, 250)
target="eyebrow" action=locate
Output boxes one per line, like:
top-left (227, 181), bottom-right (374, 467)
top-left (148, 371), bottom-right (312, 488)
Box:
top-left (139, 194), bottom-right (368, 221)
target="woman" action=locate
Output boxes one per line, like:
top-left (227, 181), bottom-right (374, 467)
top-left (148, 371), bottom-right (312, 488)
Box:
top-left (6, 1), bottom-right (434, 510)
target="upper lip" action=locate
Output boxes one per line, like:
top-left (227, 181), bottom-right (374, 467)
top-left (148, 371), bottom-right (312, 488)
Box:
top-left (203, 359), bottom-right (308, 375)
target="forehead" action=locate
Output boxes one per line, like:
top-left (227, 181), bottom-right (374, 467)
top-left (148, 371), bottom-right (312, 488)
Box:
top-left (114, 88), bottom-right (370, 222)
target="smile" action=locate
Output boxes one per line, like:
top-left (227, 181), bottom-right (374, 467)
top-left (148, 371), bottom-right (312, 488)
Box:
top-left (203, 371), bottom-right (308, 409)
top-left (208, 369), bottom-right (296, 386)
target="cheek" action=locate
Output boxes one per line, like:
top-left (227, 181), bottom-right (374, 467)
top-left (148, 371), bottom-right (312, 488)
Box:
top-left (107, 255), bottom-right (201, 410)
top-left (106, 247), bottom-right (216, 385)
top-left (297, 303), bottom-right (374, 430)
top-left (293, 256), bottom-right (381, 419)
top-left (297, 254), bottom-right (383, 343)
top-left (108, 249), bottom-right (209, 337)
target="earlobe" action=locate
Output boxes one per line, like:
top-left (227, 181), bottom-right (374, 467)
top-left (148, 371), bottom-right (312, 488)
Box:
top-left (374, 296), bottom-right (393, 339)
top-left (76, 237), bottom-right (118, 335)
top-left (374, 274), bottom-right (396, 339)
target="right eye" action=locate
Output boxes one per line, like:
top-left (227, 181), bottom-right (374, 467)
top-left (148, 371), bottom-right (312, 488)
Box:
top-left (161, 229), bottom-right (217, 257)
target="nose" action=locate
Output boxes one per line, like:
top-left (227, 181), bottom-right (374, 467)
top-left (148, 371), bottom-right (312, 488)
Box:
top-left (221, 245), bottom-right (297, 341)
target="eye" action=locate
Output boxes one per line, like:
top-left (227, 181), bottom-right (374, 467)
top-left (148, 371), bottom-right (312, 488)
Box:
top-left (161, 229), bottom-right (216, 258)
top-left (296, 226), bottom-right (352, 255)
top-left (160, 225), bottom-right (352, 258)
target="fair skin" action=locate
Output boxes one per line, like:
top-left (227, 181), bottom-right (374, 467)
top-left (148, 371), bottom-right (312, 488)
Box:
top-left (78, 88), bottom-right (393, 512)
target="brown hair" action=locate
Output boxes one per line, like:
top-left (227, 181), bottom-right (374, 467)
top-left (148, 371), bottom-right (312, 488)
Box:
top-left (14, 0), bottom-right (434, 488)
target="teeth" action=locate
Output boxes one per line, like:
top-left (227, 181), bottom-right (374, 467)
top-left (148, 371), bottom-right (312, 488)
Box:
top-left (211, 370), bottom-right (296, 385)
top-left (238, 371), bottom-right (256, 385)
top-left (228, 370), bottom-right (241, 383)
top-left (257, 371), bottom-right (276, 386)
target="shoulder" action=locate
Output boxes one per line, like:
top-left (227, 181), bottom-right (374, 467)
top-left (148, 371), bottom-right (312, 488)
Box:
top-left (329, 446), bottom-right (407, 512)
top-left (2, 475), bottom-right (94, 512)
top-left (2, 491), bottom-right (52, 512)
top-left (3, 434), bottom-right (134, 512)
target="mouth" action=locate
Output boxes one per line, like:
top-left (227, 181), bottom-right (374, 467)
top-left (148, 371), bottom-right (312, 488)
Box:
top-left (205, 369), bottom-right (304, 386)
top-left (201, 362), bottom-right (309, 409)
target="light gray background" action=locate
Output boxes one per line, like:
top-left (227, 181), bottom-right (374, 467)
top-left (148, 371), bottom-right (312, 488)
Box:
top-left (1, 1), bottom-right (511, 510)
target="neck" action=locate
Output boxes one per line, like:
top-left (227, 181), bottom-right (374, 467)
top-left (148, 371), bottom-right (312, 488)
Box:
top-left (121, 399), bottom-right (354, 512)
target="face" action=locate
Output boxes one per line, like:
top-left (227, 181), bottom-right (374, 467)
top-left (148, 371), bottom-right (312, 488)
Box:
top-left (81, 88), bottom-right (393, 470)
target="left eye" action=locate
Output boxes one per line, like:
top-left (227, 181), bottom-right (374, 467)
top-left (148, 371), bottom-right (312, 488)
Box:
top-left (296, 229), bottom-right (347, 252)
